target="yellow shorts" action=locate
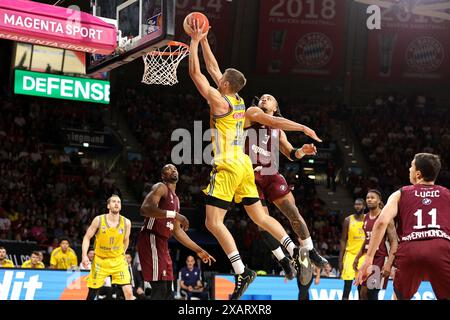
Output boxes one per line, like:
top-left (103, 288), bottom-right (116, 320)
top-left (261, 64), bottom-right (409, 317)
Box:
top-left (87, 255), bottom-right (131, 289)
top-left (341, 252), bottom-right (365, 280)
top-left (203, 153), bottom-right (259, 204)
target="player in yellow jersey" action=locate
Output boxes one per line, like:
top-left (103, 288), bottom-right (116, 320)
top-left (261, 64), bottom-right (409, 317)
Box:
top-left (82, 194), bottom-right (134, 300)
top-left (50, 238), bottom-right (78, 270)
top-left (189, 20), bottom-right (322, 299)
top-left (0, 247), bottom-right (15, 268)
top-left (339, 198), bottom-right (366, 300)
top-left (22, 251), bottom-right (45, 269)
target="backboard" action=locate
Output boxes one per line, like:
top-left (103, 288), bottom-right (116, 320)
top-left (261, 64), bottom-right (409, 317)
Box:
top-left (87, 0), bottom-right (175, 75)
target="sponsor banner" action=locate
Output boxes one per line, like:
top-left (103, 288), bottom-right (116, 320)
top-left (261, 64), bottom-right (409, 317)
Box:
top-left (0, 0), bottom-right (116, 54)
top-left (256, 0), bottom-right (346, 77)
top-left (63, 128), bottom-right (113, 148)
top-left (0, 269), bottom-right (89, 300)
top-left (214, 275), bottom-right (436, 300)
top-left (366, 0), bottom-right (450, 81)
top-left (14, 69), bottom-right (110, 104)
top-left (175, 0), bottom-right (233, 64)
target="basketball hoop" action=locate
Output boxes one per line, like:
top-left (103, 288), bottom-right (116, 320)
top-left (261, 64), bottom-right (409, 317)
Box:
top-left (142, 41), bottom-right (189, 86)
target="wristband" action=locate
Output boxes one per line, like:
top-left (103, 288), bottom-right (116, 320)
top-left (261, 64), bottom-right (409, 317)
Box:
top-left (166, 210), bottom-right (176, 218)
top-left (290, 148), bottom-right (305, 160)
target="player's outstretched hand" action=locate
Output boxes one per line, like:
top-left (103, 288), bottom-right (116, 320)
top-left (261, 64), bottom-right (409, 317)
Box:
top-left (302, 126), bottom-right (322, 142)
top-left (176, 213), bottom-right (190, 231)
top-left (298, 143), bottom-right (317, 156)
top-left (355, 258), bottom-right (373, 286)
top-left (197, 249), bottom-right (216, 266)
top-left (190, 19), bottom-right (208, 42)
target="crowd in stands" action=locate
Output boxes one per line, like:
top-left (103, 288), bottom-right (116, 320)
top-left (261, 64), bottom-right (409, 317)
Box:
top-left (0, 94), bottom-right (120, 252)
top-left (349, 93), bottom-right (450, 200)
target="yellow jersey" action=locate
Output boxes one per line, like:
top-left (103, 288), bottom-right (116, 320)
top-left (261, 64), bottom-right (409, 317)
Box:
top-left (345, 214), bottom-right (366, 255)
top-left (211, 94), bottom-right (246, 159)
top-left (1, 259), bottom-right (15, 268)
top-left (22, 260), bottom-right (45, 269)
top-left (94, 214), bottom-right (126, 259)
top-left (50, 247), bottom-right (78, 270)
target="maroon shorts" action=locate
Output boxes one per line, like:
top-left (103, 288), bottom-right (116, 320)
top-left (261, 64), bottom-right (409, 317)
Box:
top-left (362, 254), bottom-right (388, 289)
top-left (394, 238), bottom-right (450, 300)
top-left (137, 231), bottom-right (174, 282)
top-left (254, 171), bottom-right (290, 204)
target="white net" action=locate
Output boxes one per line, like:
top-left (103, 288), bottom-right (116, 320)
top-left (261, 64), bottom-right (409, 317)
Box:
top-left (142, 42), bottom-right (189, 86)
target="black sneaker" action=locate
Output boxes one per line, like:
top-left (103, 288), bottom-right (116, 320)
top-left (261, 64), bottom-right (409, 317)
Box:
top-left (293, 247), bottom-right (313, 286)
top-left (230, 268), bottom-right (257, 300)
top-left (309, 247), bottom-right (328, 268)
top-left (279, 257), bottom-right (297, 280)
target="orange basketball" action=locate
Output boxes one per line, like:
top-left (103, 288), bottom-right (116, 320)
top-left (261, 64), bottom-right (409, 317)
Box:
top-left (183, 12), bottom-right (209, 36)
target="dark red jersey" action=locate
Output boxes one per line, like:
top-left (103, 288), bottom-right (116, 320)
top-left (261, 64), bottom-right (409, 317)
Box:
top-left (141, 183), bottom-right (180, 240)
top-left (363, 212), bottom-right (388, 258)
top-left (397, 184), bottom-right (450, 243)
top-left (244, 123), bottom-right (280, 169)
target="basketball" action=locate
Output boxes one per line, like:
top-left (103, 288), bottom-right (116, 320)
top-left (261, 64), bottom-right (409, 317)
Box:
top-left (183, 12), bottom-right (209, 36)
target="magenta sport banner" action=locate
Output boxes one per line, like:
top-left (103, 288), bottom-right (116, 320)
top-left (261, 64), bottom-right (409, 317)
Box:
top-left (256, 0), bottom-right (346, 77)
top-left (0, 0), bottom-right (117, 54)
top-left (366, 0), bottom-right (450, 81)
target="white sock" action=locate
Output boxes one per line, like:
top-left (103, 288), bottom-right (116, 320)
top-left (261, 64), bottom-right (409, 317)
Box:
top-left (302, 237), bottom-right (314, 251)
top-left (227, 251), bottom-right (245, 274)
top-left (281, 235), bottom-right (296, 257)
top-left (272, 247), bottom-right (285, 261)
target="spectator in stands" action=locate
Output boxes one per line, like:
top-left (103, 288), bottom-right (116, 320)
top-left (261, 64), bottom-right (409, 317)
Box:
top-left (321, 263), bottom-right (337, 277)
top-left (50, 238), bottom-right (78, 270)
top-left (179, 256), bottom-right (208, 300)
top-left (22, 251), bottom-right (45, 269)
top-left (0, 209), bottom-right (11, 239)
top-left (0, 246), bottom-right (14, 268)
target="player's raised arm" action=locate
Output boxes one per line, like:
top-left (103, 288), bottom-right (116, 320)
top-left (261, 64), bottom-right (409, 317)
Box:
top-left (82, 216), bottom-right (100, 268)
top-left (245, 106), bottom-right (322, 142)
top-left (200, 36), bottom-right (222, 87)
top-left (173, 221), bottom-right (216, 266)
top-left (279, 130), bottom-right (317, 161)
top-left (188, 20), bottom-right (226, 114)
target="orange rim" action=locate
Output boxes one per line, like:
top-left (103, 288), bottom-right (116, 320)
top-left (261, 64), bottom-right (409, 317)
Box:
top-left (148, 41), bottom-right (189, 56)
